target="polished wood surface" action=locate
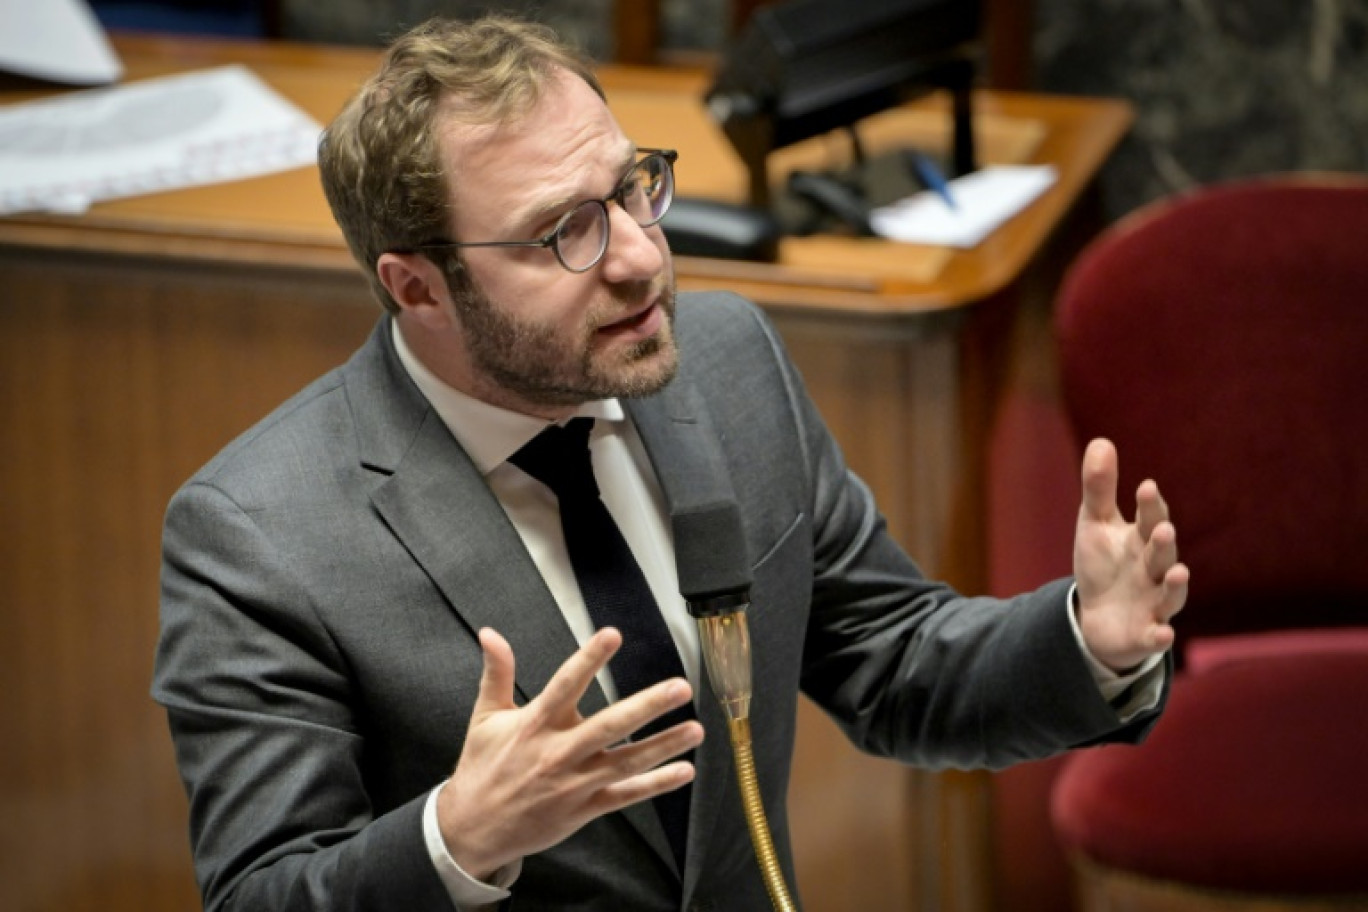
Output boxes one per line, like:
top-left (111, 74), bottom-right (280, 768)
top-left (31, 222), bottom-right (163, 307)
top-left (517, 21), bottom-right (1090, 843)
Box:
top-left (0, 33), bottom-right (1130, 912)
top-left (0, 34), bottom-right (1131, 312)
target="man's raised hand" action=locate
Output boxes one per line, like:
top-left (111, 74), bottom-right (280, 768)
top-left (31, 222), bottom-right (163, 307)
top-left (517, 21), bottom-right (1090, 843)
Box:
top-left (437, 627), bottom-right (703, 880)
top-left (1073, 438), bottom-right (1190, 673)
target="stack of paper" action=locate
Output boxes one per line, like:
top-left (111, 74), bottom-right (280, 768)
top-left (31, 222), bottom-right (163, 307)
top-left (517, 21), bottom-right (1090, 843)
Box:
top-left (869, 164), bottom-right (1059, 248)
top-left (0, 0), bottom-right (122, 85)
top-left (0, 65), bottom-right (322, 216)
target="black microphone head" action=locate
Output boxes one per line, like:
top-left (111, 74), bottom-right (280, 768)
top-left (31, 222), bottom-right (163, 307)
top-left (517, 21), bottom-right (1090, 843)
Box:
top-left (672, 498), bottom-right (753, 615)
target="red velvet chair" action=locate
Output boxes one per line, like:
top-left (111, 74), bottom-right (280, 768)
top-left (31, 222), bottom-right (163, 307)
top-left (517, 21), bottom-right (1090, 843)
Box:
top-left (1044, 175), bottom-right (1368, 909)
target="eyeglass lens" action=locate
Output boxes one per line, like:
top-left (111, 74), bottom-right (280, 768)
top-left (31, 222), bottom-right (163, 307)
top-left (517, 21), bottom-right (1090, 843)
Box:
top-left (555, 153), bottom-right (673, 271)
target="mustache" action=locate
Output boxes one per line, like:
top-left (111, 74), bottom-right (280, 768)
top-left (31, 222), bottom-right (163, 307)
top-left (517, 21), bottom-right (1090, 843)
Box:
top-left (610, 277), bottom-right (664, 307)
top-left (595, 278), bottom-right (675, 325)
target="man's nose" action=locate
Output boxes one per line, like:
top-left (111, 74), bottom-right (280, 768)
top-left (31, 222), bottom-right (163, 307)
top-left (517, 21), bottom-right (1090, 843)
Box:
top-left (598, 205), bottom-right (665, 283)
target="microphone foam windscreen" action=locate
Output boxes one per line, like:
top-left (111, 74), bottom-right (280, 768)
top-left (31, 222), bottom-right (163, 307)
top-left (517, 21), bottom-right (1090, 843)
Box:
top-left (672, 499), bottom-right (753, 601)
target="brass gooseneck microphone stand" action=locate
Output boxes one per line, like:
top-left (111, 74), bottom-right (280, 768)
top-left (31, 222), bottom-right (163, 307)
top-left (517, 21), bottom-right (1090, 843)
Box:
top-left (674, 501), bottom-right (797, 912)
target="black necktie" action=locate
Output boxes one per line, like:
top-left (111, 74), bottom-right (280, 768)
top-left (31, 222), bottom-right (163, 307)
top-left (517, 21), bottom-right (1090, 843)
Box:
top-left (509, 417), bottom-right (693, 872)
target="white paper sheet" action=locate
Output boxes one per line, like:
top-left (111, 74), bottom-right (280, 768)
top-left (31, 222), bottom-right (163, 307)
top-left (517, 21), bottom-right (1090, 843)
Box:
top-left (0, 65), bottom-right (322, 216)
top-left (0, 0), bottom-right (122, 85)
top-left (869, 164), bottom-right (1059, 248)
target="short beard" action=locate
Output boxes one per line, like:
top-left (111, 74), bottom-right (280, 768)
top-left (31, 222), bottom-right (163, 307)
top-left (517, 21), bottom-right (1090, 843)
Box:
top-left (452, 276), bottom-right (679, 410)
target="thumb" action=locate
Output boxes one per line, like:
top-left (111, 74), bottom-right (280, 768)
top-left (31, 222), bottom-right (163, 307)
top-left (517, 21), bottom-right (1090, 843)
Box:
top-left (474, 627), bottom-right (516, 716)
top-left (1080, 437), bottom-right (1120, 523)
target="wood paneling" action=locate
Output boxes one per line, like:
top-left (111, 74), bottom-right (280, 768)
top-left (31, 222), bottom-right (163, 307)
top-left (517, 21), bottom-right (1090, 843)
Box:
top-left (0, 251), bottom-right (378, 912)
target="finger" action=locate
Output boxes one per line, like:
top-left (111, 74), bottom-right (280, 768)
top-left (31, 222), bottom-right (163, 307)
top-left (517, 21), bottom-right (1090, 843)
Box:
top-left (473, 627), bottom-right (517, 715)
top-left (1135, 563), bottom-right (1188, 654)
top-left (591, 759), bottom-right (697, 816)
top-left (1080, 438), bottom-right (1120, 522)
top-left (1158, 561), bottom-right (1190, 623)
top-left (589, 719), bottom-right (705, 787)
top-left (1142, 520), bottom-right (1178, 582)
top-left (1134, 480), bottom-right (1170, 542)
top-left (1144, 622), bottom-right (1176, 653)
top-left (568, 677), bottom-right (697, 759)
top-left (530, 628), bottom-right (622, 723)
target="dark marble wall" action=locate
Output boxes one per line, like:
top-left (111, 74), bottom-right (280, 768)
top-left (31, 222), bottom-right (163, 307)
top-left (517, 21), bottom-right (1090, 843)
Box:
top-left (278, 0), bottom-right (726, 60)
top-left (281, 0), bottom-right (608, 57)
top-left (1033, 0), bottom-right (1368, 219)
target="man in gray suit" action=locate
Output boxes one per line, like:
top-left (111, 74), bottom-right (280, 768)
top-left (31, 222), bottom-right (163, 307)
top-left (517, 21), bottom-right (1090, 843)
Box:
top-left (153, 15), bottom-right (1189, 912)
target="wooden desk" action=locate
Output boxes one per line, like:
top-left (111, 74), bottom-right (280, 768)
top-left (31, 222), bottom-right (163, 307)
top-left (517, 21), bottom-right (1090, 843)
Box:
top-left (0, 34), bottom-right (1130, 912)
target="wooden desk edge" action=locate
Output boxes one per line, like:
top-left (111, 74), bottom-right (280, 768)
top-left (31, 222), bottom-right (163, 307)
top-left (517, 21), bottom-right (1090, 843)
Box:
top-left (0, 35), bottom-right (1135, 321)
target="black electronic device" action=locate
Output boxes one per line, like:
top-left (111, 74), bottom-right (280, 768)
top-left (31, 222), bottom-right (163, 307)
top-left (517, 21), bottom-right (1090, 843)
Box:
top-left (661, 197), bottom-right (783, 262)
top-left (785, 170), bottom-right (874, 236)
top-left (706, 0), bottom-right (982, 208)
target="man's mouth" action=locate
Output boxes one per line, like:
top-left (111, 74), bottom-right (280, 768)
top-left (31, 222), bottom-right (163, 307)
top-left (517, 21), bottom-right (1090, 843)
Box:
top-left (597, 301), bottom-right (662, 339)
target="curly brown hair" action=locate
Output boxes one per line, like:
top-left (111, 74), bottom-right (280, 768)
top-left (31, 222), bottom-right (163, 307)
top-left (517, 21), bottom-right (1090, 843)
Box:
top-left (318, 16), bottom-right (603, 314)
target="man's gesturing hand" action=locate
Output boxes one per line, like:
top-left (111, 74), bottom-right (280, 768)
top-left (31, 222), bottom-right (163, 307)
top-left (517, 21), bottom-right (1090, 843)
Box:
top-left (1073, 438), bottom-right (1191, 673)
top-left (437, 627), bottom-right (703, 880)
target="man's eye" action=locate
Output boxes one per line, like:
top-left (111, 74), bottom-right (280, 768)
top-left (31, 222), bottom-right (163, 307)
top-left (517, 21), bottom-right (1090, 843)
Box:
top-left (535, 211), bottom-right (572, 238)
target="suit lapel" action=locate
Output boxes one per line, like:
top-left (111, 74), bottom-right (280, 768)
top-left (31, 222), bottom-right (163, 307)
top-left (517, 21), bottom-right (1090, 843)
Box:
top-left (345, 320), bottom-right (588, 709)
top-left (346, 321), bottom-right (677, 870)
top-left (627, 382), bottom-right (744, 902)
top-left (371, 417), bottom-right (592, 706)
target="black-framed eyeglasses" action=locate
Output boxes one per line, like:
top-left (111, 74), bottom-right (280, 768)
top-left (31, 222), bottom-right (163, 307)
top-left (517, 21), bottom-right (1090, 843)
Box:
top-left (413, 148), bottom-right (677, 274)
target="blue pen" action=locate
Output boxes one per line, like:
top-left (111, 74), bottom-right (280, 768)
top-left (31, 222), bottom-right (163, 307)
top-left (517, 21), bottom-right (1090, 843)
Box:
top-left (909, 152), bottom-right (958, 211)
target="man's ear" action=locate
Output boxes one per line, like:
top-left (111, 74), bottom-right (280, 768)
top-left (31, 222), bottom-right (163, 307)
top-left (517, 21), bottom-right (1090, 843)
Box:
top-left (376, 253), bottom-right (455, 329)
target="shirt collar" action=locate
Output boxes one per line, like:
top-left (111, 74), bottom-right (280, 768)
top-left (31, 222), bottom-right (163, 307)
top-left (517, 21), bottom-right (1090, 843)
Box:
top-left (391, 320), bottom-right (624, 475)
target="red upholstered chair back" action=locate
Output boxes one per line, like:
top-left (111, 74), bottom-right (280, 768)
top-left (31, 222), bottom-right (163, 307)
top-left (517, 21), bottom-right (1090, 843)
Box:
top-left (1055, 175), bottom-right (1368, 656)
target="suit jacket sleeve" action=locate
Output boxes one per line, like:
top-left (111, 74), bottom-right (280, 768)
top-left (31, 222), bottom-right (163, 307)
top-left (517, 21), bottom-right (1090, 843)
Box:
top-left (704, 294), bottom-right (1167, 770)
top-left (155, 479), bottom-right (456, 912)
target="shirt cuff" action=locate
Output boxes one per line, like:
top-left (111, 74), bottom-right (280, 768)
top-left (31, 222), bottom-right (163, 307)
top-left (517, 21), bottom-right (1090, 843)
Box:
top-left (1066, 582), bottom-right (1166, 722)
top-left (422, 781), bottom-right (520, 909)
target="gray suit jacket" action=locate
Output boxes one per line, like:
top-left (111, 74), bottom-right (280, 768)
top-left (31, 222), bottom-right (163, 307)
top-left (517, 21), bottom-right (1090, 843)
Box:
top-left (154, 292), bottom-right (1163, 912)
